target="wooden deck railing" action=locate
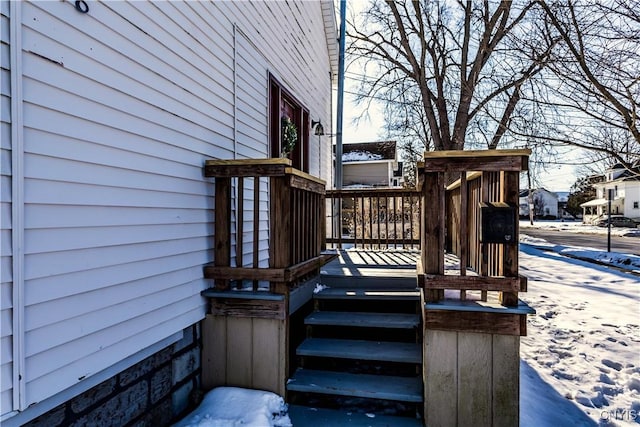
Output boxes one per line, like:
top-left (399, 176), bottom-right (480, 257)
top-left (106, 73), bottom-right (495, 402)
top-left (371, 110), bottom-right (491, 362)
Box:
top-left (418, 149), bottom-right (530, 307)
top-left (203, 158), bottom-right (327, 295)
top-left (326, 188), bottom-right (421, 250)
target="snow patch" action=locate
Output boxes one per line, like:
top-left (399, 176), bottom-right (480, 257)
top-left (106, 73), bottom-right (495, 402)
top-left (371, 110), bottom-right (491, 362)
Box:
top-left (342, 151), bottom-right (384, 162)
top-left (313, 283), bottom-right (328, 294)
top-left (172, 387), bottom-right (291, 427)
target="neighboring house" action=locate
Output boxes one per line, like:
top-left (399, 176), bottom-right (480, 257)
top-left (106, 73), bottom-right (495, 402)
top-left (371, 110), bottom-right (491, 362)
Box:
top-left (581, 163), bottom-right (640, 223)
top-left (519, 188), bottom-right (559, 218)
top-left (0, 1), bottom-right (337, 426)
top-left (341, 141), bottom-right (404, 188)
top-left (555, 191), bottom-right (573, 219)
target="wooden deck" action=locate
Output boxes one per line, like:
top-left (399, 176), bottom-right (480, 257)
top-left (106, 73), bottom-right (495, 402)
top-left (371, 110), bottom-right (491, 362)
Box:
top-left (320, 250), bottom-right (419, 288)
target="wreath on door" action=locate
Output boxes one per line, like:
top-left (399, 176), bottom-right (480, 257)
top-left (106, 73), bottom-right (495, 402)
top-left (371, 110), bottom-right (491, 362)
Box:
top-left (281, 117), bottom-right (298, 157)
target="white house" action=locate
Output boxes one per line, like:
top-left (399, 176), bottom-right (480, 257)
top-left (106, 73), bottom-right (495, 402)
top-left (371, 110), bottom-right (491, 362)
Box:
top-left (0, 1), bottom-right (337, 425)
top-left (581, 164), bottom-right (640, 223)
top-left (341, 141), bottom-right (404, 188)
top-left (519, 188), bottom-right (559, 218)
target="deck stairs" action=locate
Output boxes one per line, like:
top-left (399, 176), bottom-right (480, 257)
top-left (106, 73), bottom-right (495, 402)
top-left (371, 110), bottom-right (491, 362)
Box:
top-left (287, 259), bottom-right (424, 427)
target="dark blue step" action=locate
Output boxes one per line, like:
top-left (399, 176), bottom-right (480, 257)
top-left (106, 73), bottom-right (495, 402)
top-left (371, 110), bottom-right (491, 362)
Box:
top-left (287, 368), bottom-right (423, 403)
top-left (297, 338), bottom-right (421, 364)
top-left (305, 311), bottom-right (420, 329)
top-left (313, 288), bottom-right (420, 301)
top-left (288, 404), bottom-right (423, 427)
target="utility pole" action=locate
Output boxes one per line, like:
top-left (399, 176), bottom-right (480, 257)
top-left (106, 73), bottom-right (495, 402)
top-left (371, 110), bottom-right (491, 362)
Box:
top-left (335, 0), bottom-right (346, 190)
top-left (607, 189), bottom-right (613, 252)
top-left (333, 0), bottom-right (347, 245)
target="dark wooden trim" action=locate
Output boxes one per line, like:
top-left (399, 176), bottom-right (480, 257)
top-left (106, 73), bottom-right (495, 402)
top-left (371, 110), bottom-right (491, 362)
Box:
top-left (288, 174), bottom-right (325, 194)
top-left (302, 110), bottom-right (310, 173)
top-left (422, 156), bottom-right (527, 172)
top-left (211, 298), bottom-right (286, 320)
top-left (204, 265), bottom-right (287, 282)
top-left (270, 77), bottom-right (282, 158)
top-left (214, 177), bottom-right (232, 290)
top-left (422, 150), bottom-right (530, 173)
top-left (425, 310), bottom-right (527, 336)
top-left (285, 254), bottom-right (331, 281)
top-left (205, 160), bottom-right (290, 178)
top-left (423, 149), bottom-right (532, 159)
top-left (326, 189), bottom-right (421, 197)
top-left (204, 254), bottom-right (332, 287)
top-left (326, 238), bottom-right (421, 245)
top-left (422, 275), bottom-right (523, 292)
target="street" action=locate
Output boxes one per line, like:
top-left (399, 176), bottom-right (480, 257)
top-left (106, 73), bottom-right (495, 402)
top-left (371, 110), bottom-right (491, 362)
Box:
top-left (520, 227), bottom-right (640, 256)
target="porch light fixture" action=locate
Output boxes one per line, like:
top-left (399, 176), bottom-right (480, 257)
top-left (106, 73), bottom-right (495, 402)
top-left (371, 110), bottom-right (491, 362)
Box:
top-left (311, 120), bottom-right (325, 136)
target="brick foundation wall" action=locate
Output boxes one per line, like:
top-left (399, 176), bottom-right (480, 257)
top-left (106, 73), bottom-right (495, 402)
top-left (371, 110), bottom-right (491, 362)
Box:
top-left (23, 323), bottom-right (202, 427)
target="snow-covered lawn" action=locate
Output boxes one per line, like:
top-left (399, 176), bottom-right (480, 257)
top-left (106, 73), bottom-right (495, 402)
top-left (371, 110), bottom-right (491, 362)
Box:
top-left (521, 219), bottom-right (640, 238)
top-left (519, 243), bottom-right (640, 426)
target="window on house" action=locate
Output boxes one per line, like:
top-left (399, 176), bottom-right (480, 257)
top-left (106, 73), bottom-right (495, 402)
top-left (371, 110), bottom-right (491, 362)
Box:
top-left (269, 75), bottom-right (310, 172)
top-left (634, 201), bottom-right (639, 209)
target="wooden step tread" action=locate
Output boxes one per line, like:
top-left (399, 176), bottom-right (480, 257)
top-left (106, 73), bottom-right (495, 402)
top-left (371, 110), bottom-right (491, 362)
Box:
top-left (305, 311), bottom-right (420, 329)
top-left (288, 405), bottom-right (423, 427)
top-left (320, 276), bottom-right (418, 289)
top-left (287, 368), bottom-right (423, 403)
top-left (314, 288), bottom-right (420, 301)
top-left (297, 338), bottom-right (422, 364)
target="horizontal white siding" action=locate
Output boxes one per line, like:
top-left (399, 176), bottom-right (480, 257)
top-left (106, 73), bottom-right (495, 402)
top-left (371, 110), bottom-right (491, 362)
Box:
top-left (18, 0), bottom-right (230, 408)
top-left (8, 0), bottom-right (333, 414)
top-left (344, 163), bottom-right (392, 187)
top-left (0, 0), bottom-right (13, 415)
top-left (213, 0), bottom-right (333, 179)
top-left (233, 31), bottom-right (270, 268)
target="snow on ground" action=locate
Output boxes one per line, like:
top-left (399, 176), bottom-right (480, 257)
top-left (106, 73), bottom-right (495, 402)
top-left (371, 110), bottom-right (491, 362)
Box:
top-left (172, 387), bottom-right (291, 427)
top-left (519, 243), bottom-right (640, 426)
top-left (520, 219), bottom-right (640, 272)
top-left (521, 219), bottom-right (640, 238)
top-left (520, 234), bottom-right (640, 272)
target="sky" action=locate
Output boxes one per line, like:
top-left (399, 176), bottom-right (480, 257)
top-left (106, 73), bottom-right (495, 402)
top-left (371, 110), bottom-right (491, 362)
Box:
top-left (337, 90), bottom-right (579, 192)
top-left (174, 221), bottom-right (640, 427)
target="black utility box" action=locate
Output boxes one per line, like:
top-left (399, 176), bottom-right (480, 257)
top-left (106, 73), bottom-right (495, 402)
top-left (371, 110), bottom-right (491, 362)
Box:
top-left (480, 202), bottom-right (517, 244)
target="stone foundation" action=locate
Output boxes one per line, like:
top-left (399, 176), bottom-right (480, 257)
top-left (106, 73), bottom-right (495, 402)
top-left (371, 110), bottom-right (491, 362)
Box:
top-left (23, 323), bottom-right (202, 427)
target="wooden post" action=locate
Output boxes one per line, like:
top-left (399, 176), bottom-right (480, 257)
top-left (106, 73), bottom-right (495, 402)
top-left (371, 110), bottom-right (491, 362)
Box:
top-left (215, 177), bottom-right (232, 290)
top-left (423, 172), bottom-right (445, 302)
top-left (237, 177), bottom-right (244, 270)
top-left (459, 172), bottom-right (468, 300)
top-left (420, 150), bottom-right (531, 427)
top-left (320, 193), bottom-right (326, 252)
top-left (270, 175), bottom-right (291, 294)
top-left (480, 172), bottom-right (489, 301)
top-left (253, 178), bottom-right (260, 290)
top-left (501, 171), bottom-right (520, 307)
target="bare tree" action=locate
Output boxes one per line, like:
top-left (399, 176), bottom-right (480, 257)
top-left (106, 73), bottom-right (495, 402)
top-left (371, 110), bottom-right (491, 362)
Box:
top-left (347, 0), bottom-right (553, 152)
top-left (530, 0), bottom-right (640, 173)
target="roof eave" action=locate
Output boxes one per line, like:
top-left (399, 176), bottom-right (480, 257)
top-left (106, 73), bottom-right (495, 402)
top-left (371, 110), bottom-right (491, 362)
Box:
top-left (321, 0), bottom-right (339, 83)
